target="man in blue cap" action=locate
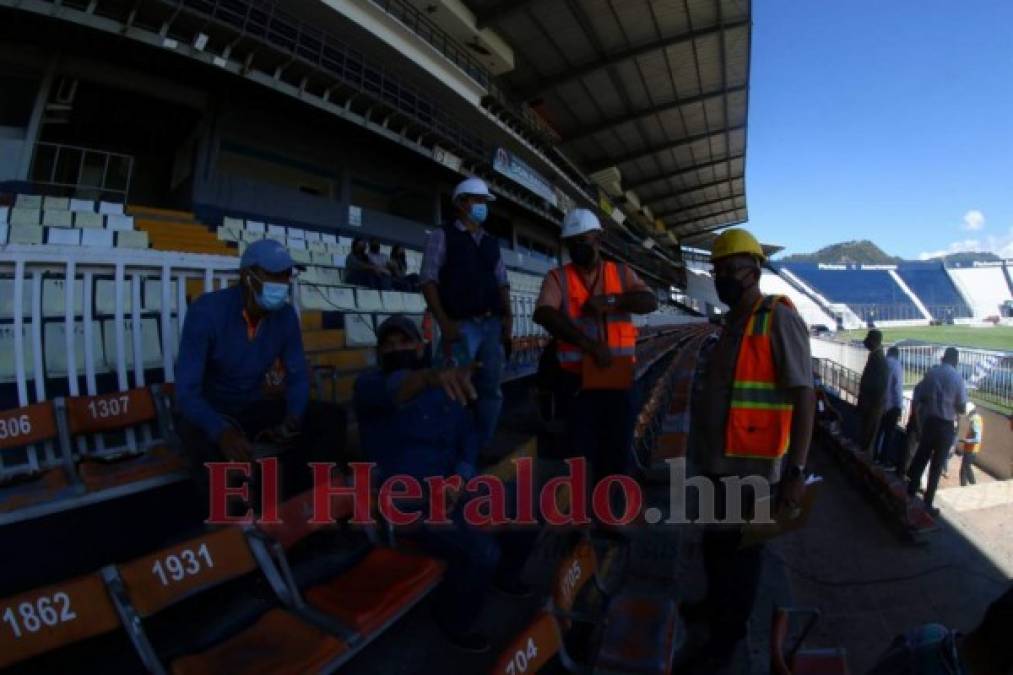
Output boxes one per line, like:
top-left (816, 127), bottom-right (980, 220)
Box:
top-left (176, 239), bottom-right (346, 504)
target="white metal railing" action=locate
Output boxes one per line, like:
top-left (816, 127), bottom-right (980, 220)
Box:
top-left (0, 245), bottom-right (239, 409)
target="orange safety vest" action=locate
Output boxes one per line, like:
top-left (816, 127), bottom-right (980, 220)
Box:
top-left (961, 413), bottom-right (982, 454)
top-left (725, 295), bottom-right (795, 459)
top-left (555, 261), bottom-right (638, 373)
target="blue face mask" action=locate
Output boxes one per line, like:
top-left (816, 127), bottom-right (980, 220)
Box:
top-left (252, 276), bottom-right (290, 311)
top-left (469, 203), bottom-right (488, 225)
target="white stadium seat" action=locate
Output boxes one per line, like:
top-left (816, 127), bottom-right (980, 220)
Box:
top-left (43, 196), bottom-right (70, 211)
top-left (287, 238), bottom-right (307, 251)
top-left (312, 268), bottom-right (343, 286)
top-left (381, 291), bottom-right (405, 312)
top-left (15, 194), bottom-right (42, 209)
top-left (291, 249), bottom-right (313, 265)
top-left (43, 321), bottom-right (105, 377)
top-left (309, 241), bottom-right (329, 254)
top-left (404, 293), bottom-right (426, 313)
top-left (217, 226), bottom-right (240, 242)
top-left (267, 224), bottom-right (287, 237)
top-left (70, 198), bottom-right (96, 212)
top-left (74, 212), bottom-right (104, 228)
top-left (327, 287), bottom-right (357, 310)
top-left (95, 280), bottom-right (132, 314)
top-left (241, 230), bottom-right (263, 243)
top-left (355, 289), bottom-right (383, 312)
top-left (81, 229), bottom-right (115, 247)
top-left (333, 254), bottom-right (347, 268)
top-left (98, 201), bottom-right (125, 215)
top-left (46, 226), bottom-right (82, 246)
top-left (144, 278), bottom-right (179, 311)
top-left (310, 252), bottom-right (333, 266)
top-left (345, 314), bottom-right (377, 347)
top-left (10, 223), bottom-right (44, 245)
top-left (223, 216), bottom-right (244, 230)
top-left (105, 214), bottom-right (135, 231)
top-left (0, 279), bottom-right (32, 320)
top-left (304, 231), bottom-right (322, 243)
top-left (115, 230), bottom-right (149, 249)
top-left (245, 220), bottom-right (265, 233)
top-left (0, 325), bottom-right (35, 382)
top-left (101, 318), bottom-right (162, 370)
top-left (10, 208), bottom-right (40, 227)
top-left (321, 233), bottom-right (337, 245)
top-left (0, 206), bottom-right (8, 224)
top-left (0, 223), bottom-right (7, 245)
top-left (287, 228), bottom-right (306, 240)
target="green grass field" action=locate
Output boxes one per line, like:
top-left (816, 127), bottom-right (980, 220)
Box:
top-left (840, 325), bottom-right (1013, 352)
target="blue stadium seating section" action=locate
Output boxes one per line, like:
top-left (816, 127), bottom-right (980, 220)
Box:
top-left (779, 264), bottom-right (919, 322)
top-left (896, 262), bottom-right (972, 319)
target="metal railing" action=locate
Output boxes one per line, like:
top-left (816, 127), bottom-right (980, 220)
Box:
top-left (812, 357), bottom-right (859, 406)
top-left (843, 303), bottom-right (926, 323)
top-left (367, 0), bottom-right (490, 89)
top-left (28, 142), bottom-right (134, 202)
top-left (897, 345), bottom-right (1013, 411)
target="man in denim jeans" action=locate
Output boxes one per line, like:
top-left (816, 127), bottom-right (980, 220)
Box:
top-left (420, 177), bottom-right (512, 446)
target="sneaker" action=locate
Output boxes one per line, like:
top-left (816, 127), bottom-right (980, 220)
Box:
top-left (494, 577), bottom-right (533, 599)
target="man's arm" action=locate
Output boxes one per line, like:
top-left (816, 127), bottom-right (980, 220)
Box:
top-left (533, 305), bottom-right (594, 352)
top-left (615, 290), bottom-right (658, 314)
top-left (355, 366), bottom-right (479, 410)
top-left (175, 304), bottom-right (228, 440)
top-left (786, 386), bottom-right (816, 467)
top-left (280, 309), bottom-right (310, 425)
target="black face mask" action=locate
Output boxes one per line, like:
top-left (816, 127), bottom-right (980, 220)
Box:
top-left (568, 241), bottom-right (596, 268)
top-left (715, 275), bottom-right (746, 307)
top-left (381, 349), bottom-right (425, 374)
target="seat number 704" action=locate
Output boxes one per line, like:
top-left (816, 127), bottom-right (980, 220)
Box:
top-left (504, 637), bottom-right (539, 674)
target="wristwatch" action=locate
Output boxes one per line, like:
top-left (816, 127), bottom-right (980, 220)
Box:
top-left (784, 464), bottom-right (805, 481)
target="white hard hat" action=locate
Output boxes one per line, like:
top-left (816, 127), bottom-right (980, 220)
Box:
top-left (561, 208), bottom-right (602, 239)
top-left (966, 402), bottom-right (975, 414)
top-left (452, 177), bottom-right (496, 202)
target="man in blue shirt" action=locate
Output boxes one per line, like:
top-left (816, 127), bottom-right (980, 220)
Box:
top-left (906, 347), bottom-right (968, 514)
top-left (876, 346), bottom-right (906, 466)
top-left (355, 315), bottom-right (533, 654)
top-left (176, 239), bottom-right (346, 504)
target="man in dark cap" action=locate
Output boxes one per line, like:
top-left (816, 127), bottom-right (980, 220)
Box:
top-left (857, 329), bottom-right (889, 456)
top-left (354, 315), bottom-right (533, 654)
top-left (907, 347), bottom-right (968, 514)
top-left (176, 239), bottom-right (346, 502)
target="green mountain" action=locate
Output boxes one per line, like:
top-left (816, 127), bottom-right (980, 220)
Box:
top-left (779, 240), bottom-right (903, 265)
top-left (935, 251), bottom-right (1001, 265)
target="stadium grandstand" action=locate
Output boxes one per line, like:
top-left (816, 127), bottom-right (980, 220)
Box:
top-left (2, 1), bottom-right (1012, 674)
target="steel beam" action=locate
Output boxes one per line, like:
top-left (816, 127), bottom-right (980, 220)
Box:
top-left (516, 18), bottom-right (750, 99)
top-left (656, 194), bottom-right (744, 220)
top-left (587, 125), bottom-right (744, 172)
top-left (624, 153), bottom-right (744, 193)
top-left (562, 84), bottom-right (745, 143)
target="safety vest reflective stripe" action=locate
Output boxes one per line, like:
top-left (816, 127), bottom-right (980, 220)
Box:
top-left (555, 261), bottom-right (638, 373)
top-left (724, 295), bottom-right (796, 459)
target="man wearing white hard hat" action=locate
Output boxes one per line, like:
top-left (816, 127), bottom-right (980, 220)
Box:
top-left (420, 177), bottom-right (512, 446)
top-left (533, 208), bottom-right (656, 482)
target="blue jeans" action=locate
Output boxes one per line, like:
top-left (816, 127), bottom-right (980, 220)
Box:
top-left (439, 316), bottom-right (504, 446)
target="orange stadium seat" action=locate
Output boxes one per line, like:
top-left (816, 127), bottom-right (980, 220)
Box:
top-left (0, 572), bottom-right (122, 670)
top-left (104, 526), bottom-right (348, 674)
top-left (64, 386), bottom-right (186, 492)
top-left (770, 607), bottom-right (850, 675)
top-left (0, 401), bottom-right (80, 514)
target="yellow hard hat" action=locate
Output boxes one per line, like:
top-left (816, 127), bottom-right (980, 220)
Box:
top-left (710, 228), bottom-right (766, 262)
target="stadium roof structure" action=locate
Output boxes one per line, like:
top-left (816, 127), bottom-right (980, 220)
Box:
top-left (684, 230), bottom-right (783, 259)
top-left (467, 0), bottom-right (751, 239)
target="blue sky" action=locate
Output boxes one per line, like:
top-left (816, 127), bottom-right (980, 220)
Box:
top-left (746, 1), bottom-right (1013, 260)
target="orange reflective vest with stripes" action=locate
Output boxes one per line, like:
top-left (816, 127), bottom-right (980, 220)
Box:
top-left (725, 295), bottom-right (795, 459)
top-left (961, 413), bottom-right (982, 454)
top-left (555, 261), bottom-right (638, 374)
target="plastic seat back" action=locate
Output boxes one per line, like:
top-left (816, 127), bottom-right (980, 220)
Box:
top-left (489, 612), bottom-right (562, 675)
top-left (552, 537), bottom-right (598, 615)
top-left (0, 573), bottom-right (121, 668)
top-left (0, 401), bottom-right (69, 484)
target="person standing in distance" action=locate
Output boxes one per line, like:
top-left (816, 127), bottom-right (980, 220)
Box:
top-left (420, 177), bottom-right (512, 447)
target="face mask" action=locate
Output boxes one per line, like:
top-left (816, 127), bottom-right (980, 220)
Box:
top-left (381, 349), bottom-right (424, 374)
top-left (468, 203), bottom-right (488, 225)
top-left (252, 276), bottom-right (290, 311)
top-left (714, 276), bottom-right (746, 307)
top-left (568, 240), bottom-right (596, 268)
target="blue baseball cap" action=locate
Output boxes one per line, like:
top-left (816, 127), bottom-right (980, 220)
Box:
top-left (240, 239), bottom-right (295, 273)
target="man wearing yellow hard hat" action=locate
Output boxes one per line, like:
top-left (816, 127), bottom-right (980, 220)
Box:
top-left (678, 228), bottom-right (815, 672)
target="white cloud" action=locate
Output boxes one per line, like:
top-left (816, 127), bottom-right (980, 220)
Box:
top-left (962, 209), bottom-right (986, 231)
top-left (919, 226), bottom-right (1013, 260)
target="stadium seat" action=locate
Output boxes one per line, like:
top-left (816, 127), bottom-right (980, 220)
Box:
top-left (10, 221), bottom-right (44, 243)
top-left (105, 215), bottom-right (135, 231)
top-left (596, 592), bottom-right (678, 674)
top-left (11, 211), bottom-right (42, 231)
top-left (291, 249), bottom-right (313, 265)
top-left (222, 216), bottom-right (243, 231)
top-left (43, 210), bottom-right (74, 228)
top-left (0, 205), bottom-right (8, 224)
top-left (770, 608), bottom-right (850, 675)
top-left (74, 211), bottom-right (104, 229)
top-left (245, 220), bottom-right (265, 233)
top-left (321, 233), bottom-right (337, 245)
top-left (104, 527), bottom-right (349, 674)
top-left (46, 226), bottom-right (82, 246)
top-left (115, 231), bottom-right (149, 249)
top-left (0, 401), bottom-right (80, 514)
top-left (81, 228), bottom-right (115, 247)
top-left (0, 223), bottom-right (8, 245)
top-left (305, 231), bottom-right (321, 243)
top-left (381, 291), bottom-right (405, 312)
top-left (43, 321), bottom-right (103, 377)
top-left (99, 318), bottom-right (162, 371)
top-left (98, 202), bottom-right (124, 215)
top-left (42, 278), bottom-right (84, 317)
top-left (65, 387), bottom-right (185, 492)
top-left (309, 241), bottom-right (329, 254)
top-left (345, 314), bottom-right (377, 346)
top-left (70, 198), bottom-right (95, 212)
top-left (355, 290), bottom-right (383, 312)
top-left (288, 238), bottom-right (307, 251)
top-left (288, 228), bottom-right (306, 240)
top-left (0, 572), bottom-right (122, 670)
top-left (42, 196), bottom-right (69, 211)
top-left (15, 194), bottom-right (42, 209)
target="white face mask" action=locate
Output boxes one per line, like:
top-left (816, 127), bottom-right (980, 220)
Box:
top-left (249, 273), bottom-right (290, 311)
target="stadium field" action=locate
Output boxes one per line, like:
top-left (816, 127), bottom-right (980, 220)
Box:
top-left (840, 325), bottom-right (1013, 352)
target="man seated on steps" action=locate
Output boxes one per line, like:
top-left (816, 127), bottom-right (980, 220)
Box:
top-left (175, 238), bottom-right (347, 509)
top-left (354, 315), bottom-right (535, 654)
